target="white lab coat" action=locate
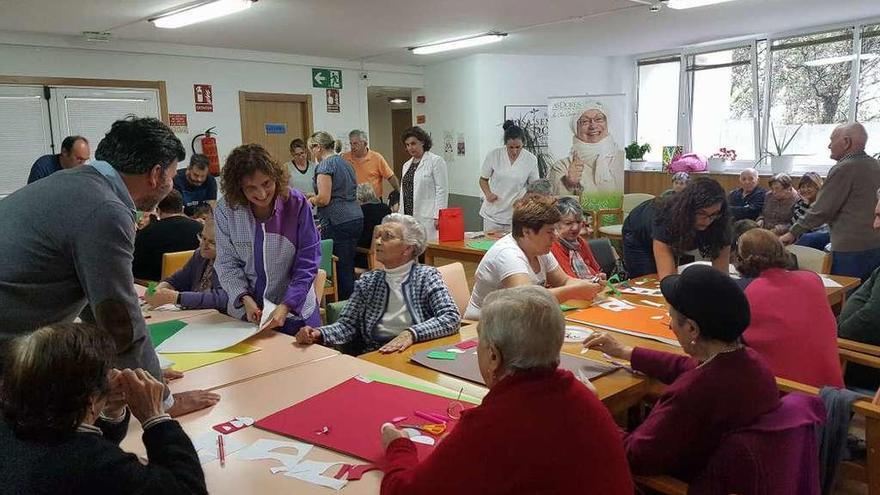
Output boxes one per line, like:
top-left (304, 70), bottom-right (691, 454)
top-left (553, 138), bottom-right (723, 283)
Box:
top-left (401, 151), bottom-right (448, 241)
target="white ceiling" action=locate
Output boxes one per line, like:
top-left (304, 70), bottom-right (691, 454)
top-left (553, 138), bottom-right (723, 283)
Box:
top-left (1, 0), bottom-right (880, 65)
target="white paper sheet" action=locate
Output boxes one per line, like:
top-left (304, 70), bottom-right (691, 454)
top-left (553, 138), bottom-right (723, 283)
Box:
top-left (260, 299), bottom-right (277, 331)
top-left (191, 431), bottom-right (247, 465)
top-left (820, 275), bottom-right (843, 288)
top-left (234, 438), bottom-right (314, 471)
top-left (155, 320), bottom-right (260, 353)
top-left (619, 286), bottom-right (662, 297)
top-left (284, 460), bottom-right (348, 491)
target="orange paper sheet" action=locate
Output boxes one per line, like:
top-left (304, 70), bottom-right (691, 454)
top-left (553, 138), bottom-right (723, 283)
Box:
top-left (565, 304), bottom-right (680, 346)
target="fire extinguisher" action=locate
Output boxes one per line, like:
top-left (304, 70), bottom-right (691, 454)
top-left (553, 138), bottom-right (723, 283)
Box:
top-left (192, 127), bottom-right (220, 176)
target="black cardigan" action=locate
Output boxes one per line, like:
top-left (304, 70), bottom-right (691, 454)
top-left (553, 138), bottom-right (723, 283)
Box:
top-left (0, 412), bottom-right (207, 494)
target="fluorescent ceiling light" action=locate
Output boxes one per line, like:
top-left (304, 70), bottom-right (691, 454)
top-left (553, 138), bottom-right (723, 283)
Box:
top-left (666, 0), bottom-right (738, 9)
top-left (389, 98), bottom-right (408, 104)
top-left (150, 0), bottom-right (254, 29)
top-left (803, 53), bottom-right (879, 67)
top-left (410, 33), bottom-right (506, 55)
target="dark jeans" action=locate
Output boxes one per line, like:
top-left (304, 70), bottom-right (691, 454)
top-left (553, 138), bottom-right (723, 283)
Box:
top-left (831, 247), bottom-right (880, 282)
top-left (795, 230), bottom-right (831, 251)
top-left (324, 218), bottom-right (363, 300)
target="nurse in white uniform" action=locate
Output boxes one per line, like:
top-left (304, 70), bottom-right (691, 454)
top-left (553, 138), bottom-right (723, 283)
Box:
top-left (478, 120), bottom-right (540, 233)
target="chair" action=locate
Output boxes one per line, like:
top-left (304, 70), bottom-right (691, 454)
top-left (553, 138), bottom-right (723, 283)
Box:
top-left (436, 262), bottom-right (470, 316)
top-left (587, 238), bottom-right (618, 275)
top-left (594, 193), bottom-right (655, 241)
top-left (161, 250), bottom-right (195, 280)
top-left (837, 338), bottom-right (880, 406)
top-left (354, 236), bottom-right (383, 278)
top-left (319, 239), bottom-right (339, 303)
top-left (786, 244), bottom-right (832, 274)
top-left (314, 269), bottom-right (327, 303)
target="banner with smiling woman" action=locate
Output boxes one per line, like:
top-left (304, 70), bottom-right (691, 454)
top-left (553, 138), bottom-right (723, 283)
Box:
top-left (547, 95), bottom-right (626, 218)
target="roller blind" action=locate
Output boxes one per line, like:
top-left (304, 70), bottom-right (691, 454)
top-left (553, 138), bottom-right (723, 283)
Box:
top-left (0, 86), bottom-right (52, 196)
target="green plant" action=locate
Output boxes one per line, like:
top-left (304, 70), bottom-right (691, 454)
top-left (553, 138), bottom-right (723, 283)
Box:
top-left (625, 142), bottom-right (651, 160)
top-left (767, 123), bottom-right (803, 156)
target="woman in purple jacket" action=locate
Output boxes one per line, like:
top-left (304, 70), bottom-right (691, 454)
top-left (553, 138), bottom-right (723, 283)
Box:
top-left (214, 144), bottom-right (321, 335)
top-left (144, 214), bottom-right (228, 312)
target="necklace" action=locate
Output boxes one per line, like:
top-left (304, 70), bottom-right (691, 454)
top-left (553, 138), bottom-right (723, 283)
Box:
top-left (697, 343), bottom-right (742, 369)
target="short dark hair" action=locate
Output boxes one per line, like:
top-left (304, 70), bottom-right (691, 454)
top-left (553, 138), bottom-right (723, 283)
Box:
top-left (95, 117), bottom-right (185, 175)
top-left (189, 154), bottom-right (210, 170)
top-left (191, 203), bottom-right (213, 220)
top-left (157, 188), bottom-right (184, 213)
top-left (1, 323), bottom-right (116, 441)
top-left (61, 135), bottom-right (88, 153)
top-left (512, 195), bottom-right (560, 237)
top-left (502, 120), bottom-right (524, 143)
top-left (221, 144), bottom-right (290, 208)
top-left (401, 126), bottom-right (432, 151)
top-left (289, 138), bottom-right (306, 150)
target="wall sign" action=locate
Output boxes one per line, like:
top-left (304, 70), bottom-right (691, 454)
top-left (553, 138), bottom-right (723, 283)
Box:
top-left (312, 68), bottom-right (342, 89)
top-left (326, 89), bottom-right (340, 113)
top-left (169, 113), bottom-right (188, 134)
top-left (416, 114), bottom-right (426, 124)
top-left (194, 84), bottom-right (213, 112)
top-left (265, 123), bottom-right (288, 135)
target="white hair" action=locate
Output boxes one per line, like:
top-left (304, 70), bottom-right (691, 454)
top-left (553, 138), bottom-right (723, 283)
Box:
top-left (349, 129), bottom-right (368, 142)
top-left (356, 183), bottom-right (379, 204)
top-left (555, 196), bottom-right (584, 221)
top-left (740, 168), bottom-right (758, 179)
top-left (382, 213), bottom-right (427, 259)
top-left (479, 286), bottom-right (564, 373)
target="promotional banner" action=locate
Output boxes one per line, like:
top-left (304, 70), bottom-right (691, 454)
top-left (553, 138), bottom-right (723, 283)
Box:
top-left (547, 95), bottom-right (626, 216)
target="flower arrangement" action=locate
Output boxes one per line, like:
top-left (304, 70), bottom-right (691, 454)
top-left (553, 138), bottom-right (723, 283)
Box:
top-left (710, 148), bottom-right (737, 162)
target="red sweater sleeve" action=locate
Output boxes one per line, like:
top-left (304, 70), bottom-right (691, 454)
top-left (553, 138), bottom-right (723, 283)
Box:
top-left (630, 347), bottom-right (698, 385)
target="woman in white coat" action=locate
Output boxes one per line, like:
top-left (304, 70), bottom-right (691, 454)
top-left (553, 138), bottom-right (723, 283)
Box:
top-left (478, 120), bottom-right (540, 233)
top-left (400, 126), bottom-right (448, 241)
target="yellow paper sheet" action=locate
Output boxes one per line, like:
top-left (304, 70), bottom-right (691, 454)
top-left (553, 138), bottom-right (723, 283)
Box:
top-left (160, 343), bottom-right (261, 372)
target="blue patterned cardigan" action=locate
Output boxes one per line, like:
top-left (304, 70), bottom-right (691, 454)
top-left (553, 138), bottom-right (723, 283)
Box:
top-left (320, 264), bottom-right (461, 352)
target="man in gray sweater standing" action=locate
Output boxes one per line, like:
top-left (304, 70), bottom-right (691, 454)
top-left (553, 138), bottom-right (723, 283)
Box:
top-left (0, 117), bottom-right (219, 417)
top-left (781, 123), bottom-right (880, 281)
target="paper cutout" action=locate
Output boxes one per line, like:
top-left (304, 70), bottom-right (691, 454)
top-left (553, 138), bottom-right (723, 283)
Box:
top-left (260, 299), bottom-right (276, 330)
top-left (161, 343), bottom-right (261, 372)
top-left (402, 428), bottom-right (421, 437)
top-left (284, 460), bottom-right (348, 491)
top-left (191, 431), bottom-right (247, 464)
top-left (445, 348), bottom-right (466, 354)
top-left (640, 299), bottom-right (665, 308)
top-left (411, 435), bottom-right (435, 446)
top-left (820, 275), bottom-right (843, 288)
top-left (334, 464), bottom-right (352, 479)
top-left (255, 377), bottom-right (472, 462)
top-left (426, 350), bottom-right (457, 360)
top-left (598, 298), bottom-right (636, 313)
top-left (157, 353), bottom-right (175, 369)
top-left (454, 339), bottom-right (478, 350)
top-left (466, 240), bottom-right (496, 251)
top-left (564, 326), bottom-right (593, 343)
top-left (213, 416), bottom-right (256, 434)
top-left (156, 320), bottom-right (261, 353)
top-left (619, 286), bottom-right (662, 297)
top-left (363, 373), bottom-right (482, 404)
top-left (341, 464), bottom-right (381, 481)
top-left (560, 303), bottom-right (578, 311)
top-left (566, 305), bottom-right (680, 346)
top-left (148, 319), bottom-right (188, 347)
top-left (234, 438), bottom-right (314, 470)
top-left (270, 466), bottom-right (288, 474)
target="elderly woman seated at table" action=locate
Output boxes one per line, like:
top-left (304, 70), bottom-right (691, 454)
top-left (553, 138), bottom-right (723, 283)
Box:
top-left (734, 228), bottom-right (843, 388)
top-left (465, 195), bottom-right (601, 320)
top-left (0, 322), bottom-right (207, 494)
top-left (295, 213), bottom-right (460, 354)
top-left (379, 286), bottom-right (633, 495)
top-left (584, 265), bottom-right (781, 482)
top-left (550, 196), bottom-right (607, 281)
top-left (144, 213), bottom-right (229, 312)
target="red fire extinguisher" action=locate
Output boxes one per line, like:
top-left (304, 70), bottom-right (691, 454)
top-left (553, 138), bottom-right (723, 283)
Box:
top-left (191, 127), bottom-right (220, 176)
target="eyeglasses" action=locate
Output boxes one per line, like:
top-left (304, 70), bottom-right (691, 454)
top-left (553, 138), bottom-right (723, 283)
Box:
top-left (577, 117), bottom-right (606, 125)
top-left (695, 211), bottom-right (722, 222)
top-left (197, 233), bottom-right (216, 247)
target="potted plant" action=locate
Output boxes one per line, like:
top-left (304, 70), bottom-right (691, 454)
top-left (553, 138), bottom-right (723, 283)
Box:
top-left (708, 148), bottom-right (737, 172)
top-left (758, 124), bottom-right (803, 174)
top-left (625, 142), bottom-right (651, 170)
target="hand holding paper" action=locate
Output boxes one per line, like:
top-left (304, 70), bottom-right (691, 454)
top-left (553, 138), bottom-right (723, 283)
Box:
top-left (260, 300), bottom-right (288, 331)
top-left (381, 422), bottom-right (408, 450)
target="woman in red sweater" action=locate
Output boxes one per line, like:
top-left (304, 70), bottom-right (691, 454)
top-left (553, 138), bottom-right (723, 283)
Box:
top-left (379, 286), bottom-right (633, 495)
top-left (734, 228), bottom-right (844, 388)
top-left (550, 196), bottom-right (606, 280)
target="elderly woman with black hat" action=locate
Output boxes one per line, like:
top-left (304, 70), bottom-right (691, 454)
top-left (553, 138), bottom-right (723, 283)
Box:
top-left (583, 264), bottom-right (780, 482)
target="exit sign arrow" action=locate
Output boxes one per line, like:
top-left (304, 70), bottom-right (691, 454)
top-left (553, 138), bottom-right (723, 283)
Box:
top-left (312, 68), bottom-right (342, 89)
top-left (314, 72), bottom-right (326, 85)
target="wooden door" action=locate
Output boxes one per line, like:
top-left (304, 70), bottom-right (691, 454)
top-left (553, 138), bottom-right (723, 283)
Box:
top-left (239, 92), bottom-right (313, 164)
top-left (391, 108), bottom-right (412, 178)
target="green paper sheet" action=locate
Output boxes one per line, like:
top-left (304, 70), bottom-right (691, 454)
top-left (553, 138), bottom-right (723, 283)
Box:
top-left (148, 320), bottom-right (188, 347)
top-left (427, 350), bottom-right (458, 360)
top-left (161, 343), bottom-right (261, 372)
top-left (363, 373), bottom-right (482, 404)
top-left (466, 240), bottom-right (496, 251)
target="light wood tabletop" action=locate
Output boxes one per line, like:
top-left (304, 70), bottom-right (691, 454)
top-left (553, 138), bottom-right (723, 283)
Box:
top-left (144, 307), bottom-right (217, 324)
top-left (423, 240), bottom-right (488, 266)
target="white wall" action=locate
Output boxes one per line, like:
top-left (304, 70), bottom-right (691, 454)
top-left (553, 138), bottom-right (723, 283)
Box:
top-left (420, 53), bottom-right (633, 198)
top-left (0, 32), bottom-right (423, 165)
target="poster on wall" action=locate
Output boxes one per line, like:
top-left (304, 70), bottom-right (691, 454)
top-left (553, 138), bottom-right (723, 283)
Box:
top-left (194, 84), bottom-right (213, 112)
top-left (443, 131), bottom-right (455, 163)
top-left (503, 105), bottom-right (548, 148)
top-left (456, 133), bottom-right (466, 156)
top-left (547, 94), bottom-right (626, 215)
top-left (326, 89), bottom-right (340, 113)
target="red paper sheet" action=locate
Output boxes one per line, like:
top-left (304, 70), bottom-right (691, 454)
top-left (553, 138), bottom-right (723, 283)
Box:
top-left (566, 305), bottom-right (679, 346)
top-left (255, 377), bottom-right (470, 463)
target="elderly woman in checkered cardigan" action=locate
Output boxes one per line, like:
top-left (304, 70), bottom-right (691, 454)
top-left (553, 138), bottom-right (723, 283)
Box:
top-left (295, 213), bottom-right (461, 354)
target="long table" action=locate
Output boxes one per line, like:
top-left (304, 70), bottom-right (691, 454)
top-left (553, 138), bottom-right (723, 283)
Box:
top-left (423, 240), bottom-right (488, 266)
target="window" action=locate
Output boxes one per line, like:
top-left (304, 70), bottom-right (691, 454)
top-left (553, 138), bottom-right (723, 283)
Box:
top-left (688, 46), bottom-right (757, 160)
top-left (636, 57), bottom-right (680, 162)
top-left (0, 86), bottom-right (52, 196)
top-left (858, 23), bottom-right (880, 157)
top-left (768, 29), bottom-right (854, 166)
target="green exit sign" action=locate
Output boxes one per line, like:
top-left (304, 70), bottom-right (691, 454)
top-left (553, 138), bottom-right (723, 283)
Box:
top-left (312, 68), bottom-right (342, 89)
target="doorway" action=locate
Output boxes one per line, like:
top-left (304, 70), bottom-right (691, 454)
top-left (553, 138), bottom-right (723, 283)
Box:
top-left (239, 92), bottom-right (313, 164)
top-left (367, 87), bottom-right (415, 179)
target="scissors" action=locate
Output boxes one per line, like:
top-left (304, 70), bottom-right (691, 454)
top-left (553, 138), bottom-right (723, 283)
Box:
top-left (398, 423), bottom-right (447, 435)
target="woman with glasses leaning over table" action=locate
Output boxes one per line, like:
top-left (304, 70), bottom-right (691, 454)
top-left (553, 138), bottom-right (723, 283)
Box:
top-left (622, 177), bottom-right (732, 279)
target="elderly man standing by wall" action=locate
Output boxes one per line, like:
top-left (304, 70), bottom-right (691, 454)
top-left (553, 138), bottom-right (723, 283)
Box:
top-left (780, 123), bottom-right (880, 280)
top-left (728, 168), bottom-right (766, 221)
top-left (342, 129), bottom-right (399, 200)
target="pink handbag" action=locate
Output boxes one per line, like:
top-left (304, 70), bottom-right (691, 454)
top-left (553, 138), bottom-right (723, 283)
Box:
top-left (668, 153), bottom-right (707, 173)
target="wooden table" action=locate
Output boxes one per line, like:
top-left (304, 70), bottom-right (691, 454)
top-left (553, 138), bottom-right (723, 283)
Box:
top-left (166, 312), bottom-right (339, 394)
top-left (423, 240), bottom-right (487, 266)
top-left (121, 355), bottom-right (463, 494)
top-left (824, 274), bottom-right (861, 312)
top-left (145, 307), bottom-right (217, 324)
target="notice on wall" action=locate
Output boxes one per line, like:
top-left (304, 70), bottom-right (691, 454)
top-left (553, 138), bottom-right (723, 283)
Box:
top-left (265, 123), bottom-right (287, 135)
top-left (416, 114), bottom-right (426, 125)
top-left (443, 130), bottom-right (455, 163)
top-left (457, 133), bottom-right (466, 156)
top-left (169, 113), bottom-right (188, 134)
top-left (194, 84), bottom-right (213, 112)
top-left (326, 89), bottom-right (340, 113)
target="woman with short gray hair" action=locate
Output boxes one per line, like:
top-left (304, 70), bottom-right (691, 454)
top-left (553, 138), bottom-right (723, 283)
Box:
top-left (378, 286), bottom-right (632, 494)
top-left (550, 196), bottom-right (606, 280)
top-left (296, 213), bottom-right (460, 354)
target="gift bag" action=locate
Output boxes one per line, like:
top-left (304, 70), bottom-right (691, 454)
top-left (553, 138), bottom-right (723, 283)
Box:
top-left (438, 207), bottom-right (464, 242)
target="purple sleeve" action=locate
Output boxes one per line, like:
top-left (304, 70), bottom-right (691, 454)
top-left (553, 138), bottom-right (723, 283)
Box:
top-left (630, 347), bottom-right (699, 385)
top-left (178, 287), bottom-right (229, 311)
top-left (283, 198), bottom-right (320, 314)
